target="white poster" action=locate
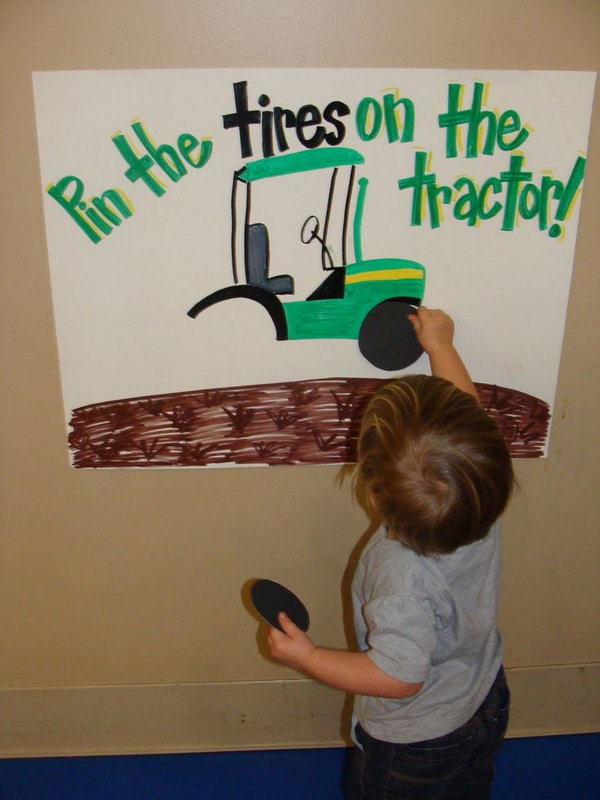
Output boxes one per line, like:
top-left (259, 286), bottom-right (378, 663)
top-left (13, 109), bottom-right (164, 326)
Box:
top-left (33, 69), bottom-right (596, 467)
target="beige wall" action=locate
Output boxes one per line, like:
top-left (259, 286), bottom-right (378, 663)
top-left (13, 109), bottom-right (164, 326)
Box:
top-left (1, 0), bottom-right (598, 756)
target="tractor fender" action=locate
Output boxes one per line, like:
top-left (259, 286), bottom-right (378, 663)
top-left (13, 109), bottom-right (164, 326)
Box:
top-left (187, 285), bottom-right (288, 341)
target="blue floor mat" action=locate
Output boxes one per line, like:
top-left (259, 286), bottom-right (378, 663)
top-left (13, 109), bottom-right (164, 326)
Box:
top-left (0, 733), bottom-right (598, 800)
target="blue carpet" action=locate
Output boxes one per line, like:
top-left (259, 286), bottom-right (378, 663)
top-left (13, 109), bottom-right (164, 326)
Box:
top-left (0, 733), bottom-right (598, 799)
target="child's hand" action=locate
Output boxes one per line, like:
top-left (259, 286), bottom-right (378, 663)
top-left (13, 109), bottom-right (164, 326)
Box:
top-left (408, 306), bottom-right (455, 355)
top-left (409, 306), bottom-right (479, 399)
top-left (267, 612), bottom-right (317, 671)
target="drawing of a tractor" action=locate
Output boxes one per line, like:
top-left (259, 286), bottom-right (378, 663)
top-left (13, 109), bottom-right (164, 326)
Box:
top-left (187, 147), bottom-right (425, 370)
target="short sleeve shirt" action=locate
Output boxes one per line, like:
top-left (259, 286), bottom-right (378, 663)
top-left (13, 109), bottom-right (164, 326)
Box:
top-left (351, 522), bottom-right (503, 743)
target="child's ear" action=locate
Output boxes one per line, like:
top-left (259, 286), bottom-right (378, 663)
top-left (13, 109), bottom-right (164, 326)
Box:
top-left (367, 491), bottom-right (379, 511)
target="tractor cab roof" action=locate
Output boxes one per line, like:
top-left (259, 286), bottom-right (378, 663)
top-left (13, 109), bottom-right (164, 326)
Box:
top-left (236, 147), bottom-right (365, 183)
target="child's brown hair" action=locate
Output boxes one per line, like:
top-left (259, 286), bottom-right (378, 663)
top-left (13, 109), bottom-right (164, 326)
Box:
top-left (356, 375), bottom-right (513, 556)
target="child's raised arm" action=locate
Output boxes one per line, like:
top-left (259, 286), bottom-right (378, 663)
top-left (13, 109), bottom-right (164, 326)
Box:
top-left (408, 307), bottom-right (479, 401)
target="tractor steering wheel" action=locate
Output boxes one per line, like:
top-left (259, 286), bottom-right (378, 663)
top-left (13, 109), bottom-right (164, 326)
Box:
top-left (300, 215), bottom-right (321, 244)
top-left (300, 214), bottom-right (335, 270)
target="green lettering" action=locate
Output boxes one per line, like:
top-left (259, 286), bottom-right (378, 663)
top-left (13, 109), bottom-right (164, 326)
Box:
top-left (112, 132), bottom-right (166, 197)
top-left (398, 151), bottom-right (437, 225)
top-left (478, 177), bottom-right (503, 220)
top-left (356, 97), bottom-right (383, 142)
top-left (539, 174), bottom-right (564, 232)
top-left (438, 82), bottom-right (497, 158)
top-left (382, 92), bottom-right (415, 143)
top-left (453, 177), bottom-right (479, 226)
top-left (500, 154), bottom-right (532, 231)
top-left (518, 184), bottom-right (541, 220)
top-left (425, 182), bottom-right (452, 228)
top-left (132, 120), bottom-right (187, 182)
top-left (90, 189), bottom-right (133, 226)
top-left (177, 134), bottom-right (213, 168)
top-left (555, 155), bottom-right (586, 221)
top-left (46, 176), bottom-right (102, 243)
top-left (497, 110), bottom-right (529, 151)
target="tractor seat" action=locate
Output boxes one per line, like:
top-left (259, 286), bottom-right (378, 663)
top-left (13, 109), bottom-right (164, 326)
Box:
top-left (246, 222), bottom-right (294, 295)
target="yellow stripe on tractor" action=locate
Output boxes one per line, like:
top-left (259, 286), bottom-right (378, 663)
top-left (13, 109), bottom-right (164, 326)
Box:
top-left (345, 268), bottom-right (424, 285)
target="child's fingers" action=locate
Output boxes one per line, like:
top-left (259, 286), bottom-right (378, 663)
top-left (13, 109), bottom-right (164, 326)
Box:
top-left (408, 305), bottom-right (424, 332)
top-left (277, 612), bottom-right (300, 637)
top-left (267, 626), bottom-right (284, 647)
top-left (408, 315), bottom-right (420, 336)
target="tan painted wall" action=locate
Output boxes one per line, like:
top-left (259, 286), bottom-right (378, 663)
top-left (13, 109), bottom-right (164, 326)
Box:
top-left (1, 0), bottom-right (598, 756)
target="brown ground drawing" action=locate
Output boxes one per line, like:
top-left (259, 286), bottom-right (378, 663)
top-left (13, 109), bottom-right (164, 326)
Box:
top-left (68, 378), bottom-right (550, 468)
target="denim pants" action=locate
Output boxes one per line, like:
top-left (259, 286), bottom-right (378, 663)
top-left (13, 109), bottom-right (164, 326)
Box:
top-left (344, 666), bottom-right (510, 800)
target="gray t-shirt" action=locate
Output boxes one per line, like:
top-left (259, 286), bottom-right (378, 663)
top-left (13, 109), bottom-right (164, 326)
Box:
top-left (351, 521), bottom-right (503, 743)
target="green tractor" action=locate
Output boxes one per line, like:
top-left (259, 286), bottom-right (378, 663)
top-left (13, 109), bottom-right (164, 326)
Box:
top-left (187, 147), bottom-right (425, 370)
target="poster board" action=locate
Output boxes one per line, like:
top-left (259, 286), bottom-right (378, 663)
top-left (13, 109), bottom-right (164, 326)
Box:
top-left (33, 68), bottom-right (596, 467)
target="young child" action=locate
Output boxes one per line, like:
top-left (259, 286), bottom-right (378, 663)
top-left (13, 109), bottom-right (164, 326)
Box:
top-left (267, 307), bottom-right (514, 799)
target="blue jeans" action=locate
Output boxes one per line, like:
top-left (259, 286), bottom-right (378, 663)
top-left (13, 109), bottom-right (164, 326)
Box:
top-left (343, 666), bottom-right (510, 800)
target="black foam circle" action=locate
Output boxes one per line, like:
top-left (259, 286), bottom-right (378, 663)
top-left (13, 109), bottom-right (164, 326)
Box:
top-left (358, 301), bottom-right (424, 371)
top-left (250, 579), bottom-right (310, 632)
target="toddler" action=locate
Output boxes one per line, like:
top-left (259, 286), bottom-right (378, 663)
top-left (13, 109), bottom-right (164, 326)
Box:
top-left (267, 307), bottom-right (514, 799)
